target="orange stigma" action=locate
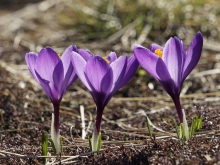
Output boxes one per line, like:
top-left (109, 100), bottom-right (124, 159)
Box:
top-left (154, 49), bottom-right (163, 58)
top-left (57, 53), bottom-right (62, 58)
top-left (102, 56), bottom-right (110, 64)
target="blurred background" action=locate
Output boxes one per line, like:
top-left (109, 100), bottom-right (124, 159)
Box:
top-left (0, 0), bottom-right (219, 51)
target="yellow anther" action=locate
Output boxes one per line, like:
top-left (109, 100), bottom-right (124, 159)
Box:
top-left (57, 53), bottom-right (62, 58)
top-left (102, 56), bottom-right (110, 64)
top-left (154, 49), bottom-right (163, 58)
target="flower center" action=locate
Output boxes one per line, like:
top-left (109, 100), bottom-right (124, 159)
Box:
top-left (57, 53), bottom-right (62, 58)
top-left (154, 49), bottom-right (163, 58)
top-left (102, 56), bottom-right (110, 64)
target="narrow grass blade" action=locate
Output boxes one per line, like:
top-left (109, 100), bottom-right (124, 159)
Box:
top-left (97, 132), bottom-right (102, 151)
top-left (88, 136), bottom-right (92, 152)
top-left (49, 139), bottom-right (57, 154)
top-left (146, 115), bottom-right (152, 138)
top-left (41, 131), bottom-right (48, 164)
top-left (180, 123), bottom-right (185, 140)
top-left (196, 116), bottom-right (203, 131)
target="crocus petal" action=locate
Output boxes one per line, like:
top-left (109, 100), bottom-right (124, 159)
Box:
top-left (35, 47), bottom-right (60, 81)
top-left (52, 60), bottom-right (64, 100)
top-left (162, 37), bottom-right (185, 88)
top-left (134, 44), bottom-right (176, 96)
top-left (71, 52), bottom-right (92, 91)
top-left (107, 52), bottom-right (117, 62)
top-left (63, 62), bottom-right (77, 91)
top-left (35, 70), bottom-right (53, 101)
top-left (78, 49), bottom-right (92, 61)
top-left (182, 32), bottom-right (203, 81)
top-left (62, 45), bottom-right (78, 58)
top-left (61, 46), bottom-right (78, 88)
top-left (117, 55), bottom-right (139, 90)
top-left (100, 68), bottom-right (113, 97)
top-left (72, 45), bottom-right (78, 52)
top-left (84, 56), bottom-right (112, 94)
top-left (134, 44), bottom-right (170, 81)
top-left (109, 56), bottom-right (127, 93)
top-left (150, 43), bottom-right (164, 52)
top-left (25, 52), bottom-right (38, 81)
top-left (87, 67), bottom-right (113, 108)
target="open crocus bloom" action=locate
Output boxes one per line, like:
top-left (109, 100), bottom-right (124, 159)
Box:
top-left (71, 50), bottom-right (139, 151)
top-left (25, 45), bottom-right (78, 153)
top-left (134, 32), bottom-right (203, 123)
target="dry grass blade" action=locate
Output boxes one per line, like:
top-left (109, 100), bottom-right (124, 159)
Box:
top-left (104, 18), bottom-right (142, 44)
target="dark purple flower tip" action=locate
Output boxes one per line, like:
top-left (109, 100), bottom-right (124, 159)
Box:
top-left (107, 52), bottom-right (117, 62)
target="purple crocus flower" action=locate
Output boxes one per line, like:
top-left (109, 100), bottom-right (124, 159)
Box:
top-left (25, 45), bottom-right (78, 153)
top-left (71, 50), bottom-right (139, 150)
top-left (134, 32), bottom-right (203, 123)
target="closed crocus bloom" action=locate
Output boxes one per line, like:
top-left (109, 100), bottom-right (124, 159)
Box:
top-left (71, 50), bottom-right (139, 151)
top-left (25, 45), bottom-right (78, 153)
top-left (134, 32), bottom-right (203, 123)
